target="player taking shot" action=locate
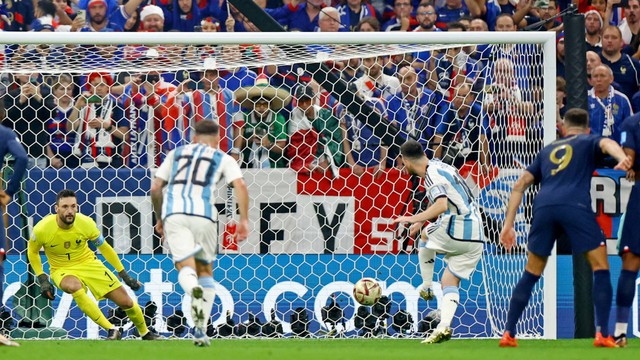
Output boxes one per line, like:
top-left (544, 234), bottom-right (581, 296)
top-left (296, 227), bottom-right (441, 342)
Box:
top-left (151, 120), bottom-right (249, 347)
top-left (27, 189), bottom-right (158, 340)
top-left (499, 108), bottom-right (631, 348)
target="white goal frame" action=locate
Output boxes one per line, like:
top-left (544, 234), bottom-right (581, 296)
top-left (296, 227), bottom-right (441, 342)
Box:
top-left (0, 30), bottom-right (557, 339)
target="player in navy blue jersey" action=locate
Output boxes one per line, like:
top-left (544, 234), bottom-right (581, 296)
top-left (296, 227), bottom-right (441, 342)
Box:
top-left (613, 112), bottom-right (640, 347)
top-left (0, 125), bottom-right (27, 318)
top-left (498, 108), bottom-right (631, 348)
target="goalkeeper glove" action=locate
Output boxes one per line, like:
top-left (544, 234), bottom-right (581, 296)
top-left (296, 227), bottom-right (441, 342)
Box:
top-left (37, 274), bottom-right (55, 300)
top-left (119, 270), bottom-right (141, 291)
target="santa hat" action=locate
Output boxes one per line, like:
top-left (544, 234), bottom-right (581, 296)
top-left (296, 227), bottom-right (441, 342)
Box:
top-left (556, 31), bottom-right (565, 44)
top-left (87, 72), bottom-right (113, 86)
top-left (140, 5), bottom-right (164, 21)
top-left (584, 6), bottom-right (603, 28)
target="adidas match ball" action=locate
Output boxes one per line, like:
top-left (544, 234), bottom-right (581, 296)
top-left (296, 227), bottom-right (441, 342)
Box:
top-left (353, 278), bottom-right (382, 306)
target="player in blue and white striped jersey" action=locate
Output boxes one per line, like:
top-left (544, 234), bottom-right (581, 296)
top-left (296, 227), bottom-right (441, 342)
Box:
top-left (150, 121), bottom-right (249, 347)
top-left (393, 139), bottom-right (484, 345)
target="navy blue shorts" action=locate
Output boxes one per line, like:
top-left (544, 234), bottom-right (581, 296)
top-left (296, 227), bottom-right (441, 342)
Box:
top-left (619, 184), bottom-right (640, 256)
top-left (528, 205), bottom-right (605, 257)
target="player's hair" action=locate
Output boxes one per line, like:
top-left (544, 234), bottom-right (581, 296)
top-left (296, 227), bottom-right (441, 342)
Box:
top-left (56, 189), bottom-right (77, 204)
top-left (400, 140), bottom-right (426, 160)
top-left (563, 108), bottom-right (589, 128)
top-left (194, 120), bottom-right (220, 136)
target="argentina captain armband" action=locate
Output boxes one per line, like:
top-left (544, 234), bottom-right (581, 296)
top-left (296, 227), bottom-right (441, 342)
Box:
top-left (92, 235), bottom-right (106, 247)
top-left (427, 184), bottom-right (448, 202)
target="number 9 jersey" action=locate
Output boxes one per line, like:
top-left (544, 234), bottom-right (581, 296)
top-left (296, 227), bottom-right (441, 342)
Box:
top-left (526, 133), bottom-right (605, 210)
top-left (155, 143), bottom-right (243, 222)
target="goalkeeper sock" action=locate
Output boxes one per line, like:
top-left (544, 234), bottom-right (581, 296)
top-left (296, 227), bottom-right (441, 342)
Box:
top-left (198, 276), bottom-right (216, 330)
top-left (178, 266), bottom-right (199, 295)
top-left (72, 288), bottom-right (113, 330)
top-left (505, 270), bottom-right (540, 335)
top-left (614, 269), bottom-right (637, 336)
top-left (124, 302), bottom-right (149, 337)
top-left (593, 269), bottom-right (612, 337)
top-left (438, 286), bottom-right (459, 329)
top-left (418, 247), bottom-right (435, 288)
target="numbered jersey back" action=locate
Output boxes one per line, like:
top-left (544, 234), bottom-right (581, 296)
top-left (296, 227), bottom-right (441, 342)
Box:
top-left (156, 143), bottom-right (243, 221)
top-left (526, 133), bottom-right (605, 209)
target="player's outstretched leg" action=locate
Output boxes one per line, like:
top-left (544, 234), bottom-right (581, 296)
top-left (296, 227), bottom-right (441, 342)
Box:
top-left (418, 243), bottom-right (435, 301)
top-left (499, 270), bottom-right (541, 347)
top-left (72, 288), bottom-right (119, 339)
top-left (614, 266), bottom-right (638, 347)
top-left (123, 302), bottom-right (160, 340)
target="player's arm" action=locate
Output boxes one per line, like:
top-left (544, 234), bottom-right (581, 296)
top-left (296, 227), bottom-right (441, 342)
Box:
top-left (394, 181), bottom-right (449, 224)
top-left (150, 177), bottom-right (168, 233)
top-left (93, 236), bottom-right (141, 290)
top-left (232, 178), bottom-right (249, 242)
top-left (599, 138), bottom-right (632, 172)
top-left (27, 235), bottom-right (55, 300)
top-left (500, 171), bottom-right (535, 252)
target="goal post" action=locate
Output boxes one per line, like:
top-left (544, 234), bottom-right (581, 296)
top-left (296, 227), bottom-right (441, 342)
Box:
top-left (0, 31), bottom-right (557, 339)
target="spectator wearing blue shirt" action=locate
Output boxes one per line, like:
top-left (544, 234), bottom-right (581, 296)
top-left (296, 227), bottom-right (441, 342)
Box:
top-left (337, 0), bottom-right (380, 31)
top-left (166, 0), bottom-right (203, 32)
top-left (432, 82), bottom-right (493, 180)
top-left (382, 0), bottom-right (418, 31)
top-left (436, 0), bottom-right (481, 27)
top-left (600, 26), bottom-right (640, 102)
top-left (385, 66), bottom-right (441, 160)
top-left (588, 64), bottom-right (633, 144)
top-left (286, 0), bottom-right (325, 32)
top-left (80, 0), bottom-right (143, 32)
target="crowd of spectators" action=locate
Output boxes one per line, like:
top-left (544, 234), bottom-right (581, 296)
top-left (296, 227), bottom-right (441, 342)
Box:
top-left (0, 0), bottom-right (633, 181)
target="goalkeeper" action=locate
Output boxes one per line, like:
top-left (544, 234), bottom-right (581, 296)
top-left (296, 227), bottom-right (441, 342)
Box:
top-left (27, 189), bottom-right (158, 340)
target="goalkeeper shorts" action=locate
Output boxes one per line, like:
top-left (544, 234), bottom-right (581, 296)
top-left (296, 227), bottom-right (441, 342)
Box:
top-left (50, 258), bottom-right (122, 300)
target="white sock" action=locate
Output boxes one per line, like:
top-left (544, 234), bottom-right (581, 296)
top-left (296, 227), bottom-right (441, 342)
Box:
top-left (199, 277), bottom-right (216, 330)
top-left (178, 266), bottom-right (199, 295)
top-left (615, 322), bottom-right (628, 337)
top-left (418, 247), bottom-right (435, 287)
top-left (438, 286), bottom-right (459, 329)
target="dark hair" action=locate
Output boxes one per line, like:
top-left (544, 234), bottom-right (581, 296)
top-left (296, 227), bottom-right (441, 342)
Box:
top-left (38, 0), bottom-right (57, 17)
top-left (563, 108), bottom-right (589, 128)
top-left (496, 13), bottom-right (515, 26)
top-left (56, 189), bottom-right (77, 205)
top-left (194, 120), bottom-right (220, 136)
top-left (447, 22), bottom-right (467, 31)
top-left (400, 140), bottom-right (425, 159)
top-left (355, 16), bottom-right (381, 32)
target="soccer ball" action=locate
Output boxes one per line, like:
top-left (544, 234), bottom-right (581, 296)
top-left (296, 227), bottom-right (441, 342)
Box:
top-left (353, 278), bottom-right (382, 306)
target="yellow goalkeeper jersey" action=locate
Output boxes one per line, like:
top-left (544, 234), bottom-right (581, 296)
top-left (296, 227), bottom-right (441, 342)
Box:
top-left (30, 213), bottom-right (103, 271)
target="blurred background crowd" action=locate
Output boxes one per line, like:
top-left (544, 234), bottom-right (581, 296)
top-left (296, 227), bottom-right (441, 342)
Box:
top-left (0, 0), bottom-right (633, 180)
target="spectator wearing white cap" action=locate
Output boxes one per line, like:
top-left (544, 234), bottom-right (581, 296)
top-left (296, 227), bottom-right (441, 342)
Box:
top-left (140, 4), bottom-right (165, 32)
top-left (80, 0), bottom-right (144, 32)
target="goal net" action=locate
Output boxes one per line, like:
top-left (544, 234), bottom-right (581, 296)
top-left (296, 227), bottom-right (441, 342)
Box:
top-left (0, 32), bottom-right (556, 339)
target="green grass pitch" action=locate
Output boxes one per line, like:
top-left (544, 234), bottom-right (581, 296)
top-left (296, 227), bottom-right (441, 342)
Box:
top-left (1, 338), bottom-right (639, 360)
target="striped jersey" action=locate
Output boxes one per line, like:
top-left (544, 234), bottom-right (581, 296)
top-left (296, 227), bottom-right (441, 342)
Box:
top-left (155, 143), bottom-right (243, 221)
top-left (424, 159), bottom-right (484, 242)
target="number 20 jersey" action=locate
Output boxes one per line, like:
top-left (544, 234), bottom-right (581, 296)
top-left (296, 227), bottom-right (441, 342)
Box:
top-left (526, 134), bottom-right (605, 210)
top-left (155, 143), bottom-right (243, 222)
